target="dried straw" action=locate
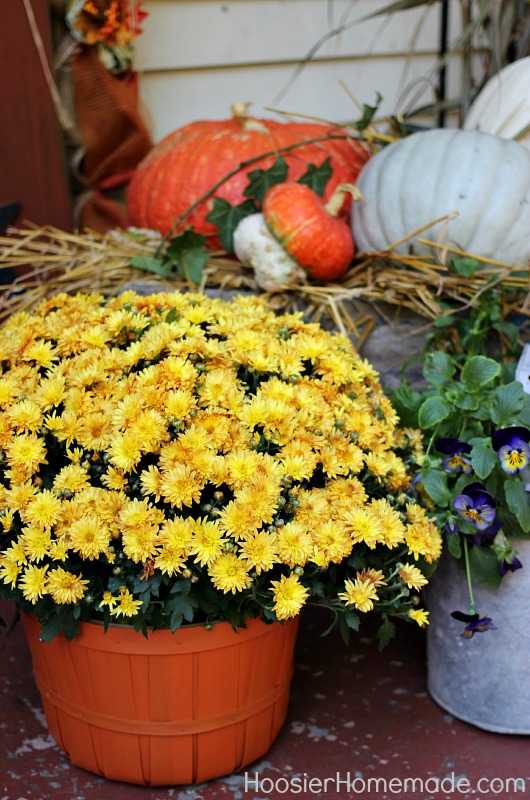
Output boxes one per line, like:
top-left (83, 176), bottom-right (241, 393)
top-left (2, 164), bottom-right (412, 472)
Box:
top-left (0, 223), bottom-right (528, 349)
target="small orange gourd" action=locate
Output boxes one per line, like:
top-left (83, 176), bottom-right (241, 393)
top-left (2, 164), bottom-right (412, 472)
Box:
top-left (262, 182), bottom-right (359, 281)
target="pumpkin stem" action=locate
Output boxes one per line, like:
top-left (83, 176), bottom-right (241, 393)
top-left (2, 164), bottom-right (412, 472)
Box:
top-left (230, 101), bottom-right (269, 133)
top-left (324, 183), bottom-right (363, 217)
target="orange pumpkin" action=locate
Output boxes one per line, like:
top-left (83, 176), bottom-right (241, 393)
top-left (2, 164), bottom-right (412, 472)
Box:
top-left (126, 104), bottom-right (370, 249)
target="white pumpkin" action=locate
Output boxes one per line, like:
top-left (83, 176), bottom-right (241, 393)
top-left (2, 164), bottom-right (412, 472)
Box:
top-left (352, 128), bottom-right (530, 266)
top-left (463, 57), bottom-right (530, 150)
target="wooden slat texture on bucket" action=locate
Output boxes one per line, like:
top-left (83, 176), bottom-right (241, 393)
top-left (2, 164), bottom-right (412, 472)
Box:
top-left (22, 614), bottom-right (298, 785)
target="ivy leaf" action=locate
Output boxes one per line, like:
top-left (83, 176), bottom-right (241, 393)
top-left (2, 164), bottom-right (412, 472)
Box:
top-left (355, 92), bottom-right (383, 132)
top-left (164, 230), bottom-right (209, 283)
top-left (504, 479), bottom-right (530, 533)
top-left (206, 198), bottom-right (257, 253)
top-left (297, 158), bottom-right (333, 196)
top-left (418, 395), bottom-right (451, 429)
top-left (130, 255), bottom-right (173, 278)
top-left (460, 355), bottom-right (501, 390)
top-left (243, 156), bottom-right (289, 204)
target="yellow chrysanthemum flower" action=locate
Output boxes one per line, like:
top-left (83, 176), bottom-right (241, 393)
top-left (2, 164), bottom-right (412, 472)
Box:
top-left (189, 518), bottom-right (227, 567)
top-left (7, 399), bottom-right (43, 434)
top-left (21, 526), bottom-right (52, 563)
top-left (398, 563), bottom-right (428, 590)
top-left (338, 576), bottom-right (379, 613)
top-left (159, 465), bottom-right (205, 509)
top-left (68, 515), bottom-right (111, 560)
top-left (46, 567), bottom-right (89, 604)
top-left (218, 500), bottom-right (261, 540)
top-left (312, 520), bottom-right (353, 565)
top-left (408, 608), bottom-right (429, 627)
top-left (5, 433), bottom-right (47, 473)
top-left (107, 430), bottom-right (143, 472)
top-left (23, 490), bottom-right (64, 530)
top-left (53, 463), bottom-right (91, 494)
top-left (406, 520), bottom-right (443, 563)
top-left (109, 588), bottom-right (143, 618)
top-left (275, 521), bottom-right (313, 568)
top-left (19, 564), bottom-right (49, 603)
top-left (208, 552), bottom-right (252, 594)
top-left (270, 573), bottom-right (309, 620)
top-left (238, 530), bottom-right (278, 574)
top-left (341, 507), bottom-right (384, 549)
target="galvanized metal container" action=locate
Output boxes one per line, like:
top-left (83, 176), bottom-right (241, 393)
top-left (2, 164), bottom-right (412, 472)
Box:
top-left (426, 542), bottom-right (530, 734)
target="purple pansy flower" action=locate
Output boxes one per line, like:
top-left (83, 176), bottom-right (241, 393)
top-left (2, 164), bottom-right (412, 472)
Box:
top-left (491, 426), bottom-right (530, 475)
top-left (451, 610), bottom-right (497, 638)
top-left (498, 553), bottom-right (523, 577)
top-left (453, 482), bottom-right (496, 530)
top-left (435, 437), bottom-right (473, 473)
top-left (445, 518), bottom-right (459, 534)
top-left (468, 518), bottom-right (502, 546)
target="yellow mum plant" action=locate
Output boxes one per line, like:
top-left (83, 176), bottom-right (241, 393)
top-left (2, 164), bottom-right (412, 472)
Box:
top-left (0, 290), bottom-right (441, 643)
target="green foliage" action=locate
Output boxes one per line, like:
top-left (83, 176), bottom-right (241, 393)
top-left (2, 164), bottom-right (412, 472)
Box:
top-left (131, 156), bottom-right (337, 282)
top-left (392, 275), bottom-right (530, 617)
top-left (243, 156), bottom-right (289, 203)
top-left (206, 198), bottom-right (256, 252)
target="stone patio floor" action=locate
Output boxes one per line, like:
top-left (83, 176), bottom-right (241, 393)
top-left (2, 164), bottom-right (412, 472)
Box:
top-left (1, 598), bottom-right (529, 800)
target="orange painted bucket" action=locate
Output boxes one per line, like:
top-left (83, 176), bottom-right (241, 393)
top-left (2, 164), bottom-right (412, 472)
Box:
top-left (22, 614), bottom-right (299, 786)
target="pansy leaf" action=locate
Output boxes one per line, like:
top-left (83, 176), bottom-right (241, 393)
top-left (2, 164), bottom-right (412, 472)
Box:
top-left (165, 229), bottom-right (210, 282)
top-left (468, 545), bottom-right (503, 589)
top-left (418, 395), bottom-right (451, 429)
top-left (243, 156), bottom-right (289, 203)
top-left (490, 381), bottom-right (526, 427)
top-left (456, 390), bottom-right (480, 411)
top-left (493, 320), bottom-right (520, 350)
top-left (504, 479), bottom-right (530, 533)
top-left (206, 198), bottom-right (257, 252)
top-left (446, 532), bottom-right (462, 558)
top-left (433, 314), bottom-right (458, 328)
top-left (297, 158), bottom-right (333, 196)
top-left (449, 257), bottom-right (480, 277)
top-left (470, 442), bottom-right (498, 480)
top-left (423, 351), bottom-right (455, 386)
top-left (460, 355), bottom-right (500, 389)
top-left (420, 467), bottom-right (451, 506)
